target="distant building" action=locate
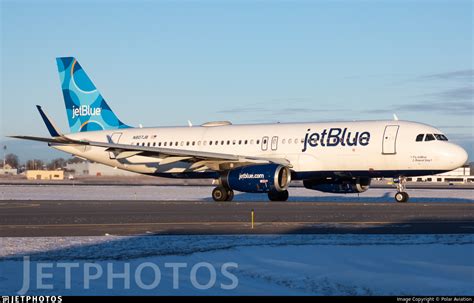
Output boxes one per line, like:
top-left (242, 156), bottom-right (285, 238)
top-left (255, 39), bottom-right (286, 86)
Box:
top-left (26, 170), bottom-right (64, 180)
top-left (0, 164), bottom-right (18, 176)
top-left (65, 162), bottom-right (140, 177)
top-left (406, 164), bottom-right (474, 183)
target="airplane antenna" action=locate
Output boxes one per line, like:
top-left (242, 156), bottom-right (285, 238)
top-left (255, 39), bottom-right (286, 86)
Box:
top-left (188, 120), bottom-right (193, 127)
top-left (393, 114), bottom-right (399, 121)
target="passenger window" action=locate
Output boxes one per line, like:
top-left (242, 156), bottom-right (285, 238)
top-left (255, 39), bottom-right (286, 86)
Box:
top-left (227, 140), bottom-right (230, 145)
top-left (232, 140), bottom-right (236, 145)
top-left (181, 141), bottom-right (184, 146)
top-left (221, 140), bottom-right (224, 145)
top-left (175, 142), bottom-right (178, 146)
top-left (288, 139), bottom-right (292, 144)
top-left (239, 140), bottom-right (242, 145)
top-left (425, 134), bottom-right (435, 141)
top-left (164, 142), bottom-right (167, 146)
top-left (209, 141), bottom-right (213, 145)
top-left (256, 140), bottom-right (260, 144)
top-left (244, 140), bottom-right (248, 144)
top-left (203, 141), bottom-right (207, 146)
top-left (186, 142), bottom-right (190, 146)
top-left (136, 143), bottom-right (139, 146)
top-left (250, 139), bottom-right (254, 144)
top-left (169, 142), bottom-right (173, 146)
top-left (282, 139), bottom-right (286, 144)
top-left (142, 142), bottom-right (145, 146)
top-left (158, 142), bottom-right (162, 147)
top-left (192, 141), bottom-right (195, 146)
top-left (416, 134), bottom-right (424, 142)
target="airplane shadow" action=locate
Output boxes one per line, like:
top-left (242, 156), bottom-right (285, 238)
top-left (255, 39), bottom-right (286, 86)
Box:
top-left (201, 191), bottom-right (474, 203)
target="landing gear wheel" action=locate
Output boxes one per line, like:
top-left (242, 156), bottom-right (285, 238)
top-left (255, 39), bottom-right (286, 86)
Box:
top-left (394, 176), bottom-right (409, 203)
top-left (395, 191), bottom-right (409, 203)
top-left (212, 187), bottom-right (228, 202)
top-left (268, 190), bottom-right (289, 202)
top-left (226, 190), bottom-right (234, 201)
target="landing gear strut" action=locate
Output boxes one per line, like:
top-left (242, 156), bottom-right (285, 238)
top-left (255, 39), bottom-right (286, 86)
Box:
top-left (268, 190), bottom-right (289, 202)
top-left (212, 186), bottom-right (234, 202)
top-left (394, 177), bottom-right (409, 203)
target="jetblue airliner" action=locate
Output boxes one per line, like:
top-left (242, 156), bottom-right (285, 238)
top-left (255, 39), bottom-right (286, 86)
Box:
top-left (12, 57), bottom-right (468, 202)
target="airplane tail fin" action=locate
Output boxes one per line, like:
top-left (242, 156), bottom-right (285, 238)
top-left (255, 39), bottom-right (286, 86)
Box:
top-left (56, 57), bottom-right (131, 133)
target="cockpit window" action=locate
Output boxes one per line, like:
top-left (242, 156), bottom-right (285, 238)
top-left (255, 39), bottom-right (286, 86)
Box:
top-left (416, 134), bottom-right (424, 142)
top-left (434, 134), bottom-right (448, 141)
top-left (425, 134), bottom-right (435, 141)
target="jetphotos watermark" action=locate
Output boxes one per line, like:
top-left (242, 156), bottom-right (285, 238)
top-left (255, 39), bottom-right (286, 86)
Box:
top-left (15, 257), bottom-right (239, 294)
top-left (1, 296), bottom-right (62, 303)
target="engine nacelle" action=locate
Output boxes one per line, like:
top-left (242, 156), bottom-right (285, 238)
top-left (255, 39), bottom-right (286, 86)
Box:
top-left (224, 164), bottom-right (291, 193)
top-left (303, 177), bottom-right (371, 194)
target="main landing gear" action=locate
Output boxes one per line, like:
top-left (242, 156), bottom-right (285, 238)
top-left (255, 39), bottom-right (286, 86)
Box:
top-left (394, 176), bottom-right (409, 203)
top-left (212, 186), bottom-right (234, 202)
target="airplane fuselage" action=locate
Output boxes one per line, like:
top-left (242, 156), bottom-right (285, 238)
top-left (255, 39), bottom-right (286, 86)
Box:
top-left (52, 120), bottom-right (467, 180)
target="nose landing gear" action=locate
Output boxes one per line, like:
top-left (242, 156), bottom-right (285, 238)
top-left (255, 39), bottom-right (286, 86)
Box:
top-left (394, 177), bottom-right (409, 203)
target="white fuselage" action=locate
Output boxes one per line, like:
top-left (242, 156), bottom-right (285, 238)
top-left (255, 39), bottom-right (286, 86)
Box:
top-left (52, 120), bottom-right (467, 179)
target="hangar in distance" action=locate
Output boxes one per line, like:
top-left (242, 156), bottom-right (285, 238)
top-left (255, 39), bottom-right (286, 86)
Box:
top-left (11, 57), bottom-right (468, 202)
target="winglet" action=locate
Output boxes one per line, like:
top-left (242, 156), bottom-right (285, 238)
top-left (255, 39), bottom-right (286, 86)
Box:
top-left (36, 105), bottom-right (62, 137)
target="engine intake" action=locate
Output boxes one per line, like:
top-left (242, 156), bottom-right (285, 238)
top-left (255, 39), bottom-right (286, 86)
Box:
top-left (224, 164), bottom-right (291, 193)
top-left (303, 177), bottom-right (371, 194)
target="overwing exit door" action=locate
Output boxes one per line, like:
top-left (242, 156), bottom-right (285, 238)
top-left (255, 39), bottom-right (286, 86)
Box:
top-left (271, 136), bottom-right (278, 151)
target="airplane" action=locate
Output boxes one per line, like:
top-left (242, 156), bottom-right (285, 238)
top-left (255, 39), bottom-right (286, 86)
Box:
top-left (11, 57), bottom-right (468, 203)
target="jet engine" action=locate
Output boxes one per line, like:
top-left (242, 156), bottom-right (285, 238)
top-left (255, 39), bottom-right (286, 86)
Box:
top-left (223, 164), bottom-right (291, 193)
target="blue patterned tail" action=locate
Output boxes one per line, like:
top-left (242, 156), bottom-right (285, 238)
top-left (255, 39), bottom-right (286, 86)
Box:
top-left (56, 57), bottom-right (131, 133)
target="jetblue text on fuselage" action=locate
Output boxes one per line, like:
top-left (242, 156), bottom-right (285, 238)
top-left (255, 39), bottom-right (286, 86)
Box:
top-left (72, 105), bottom-right (101, 119)
top-left (302, 128), bottom-right (371, 152)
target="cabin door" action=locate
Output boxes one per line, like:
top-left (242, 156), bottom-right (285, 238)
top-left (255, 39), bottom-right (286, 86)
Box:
top-left (382, 125), bottom-right (399, 154)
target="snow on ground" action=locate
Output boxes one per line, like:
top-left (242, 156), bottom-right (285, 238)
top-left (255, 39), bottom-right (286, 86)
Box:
top-left (0, 185), bottom-right (473, 202)
top-left (1, 234), bottom-right (473, 295)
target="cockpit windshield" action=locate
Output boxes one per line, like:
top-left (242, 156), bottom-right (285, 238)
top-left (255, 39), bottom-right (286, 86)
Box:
top-left (415, 133), bottom-right (448, 142)
top-left (434, 134), bottom-right (448, 141)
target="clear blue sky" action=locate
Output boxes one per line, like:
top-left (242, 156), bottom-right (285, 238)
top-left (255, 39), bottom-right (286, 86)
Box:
top-left (1, 0), bottom-right (473, 159)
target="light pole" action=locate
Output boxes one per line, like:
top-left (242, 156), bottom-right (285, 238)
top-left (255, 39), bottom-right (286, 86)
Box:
top-left (3, 145), bottom-right (6, 169)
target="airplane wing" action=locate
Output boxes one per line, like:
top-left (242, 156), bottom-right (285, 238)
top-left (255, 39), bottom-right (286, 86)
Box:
top-left (9, 135), bottom-right (291, 170)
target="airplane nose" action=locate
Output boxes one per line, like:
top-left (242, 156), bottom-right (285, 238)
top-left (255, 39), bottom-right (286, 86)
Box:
top-left (441, 143), bottom-right (468, 169)
top-left (457, 145), bottom-right (469, 167)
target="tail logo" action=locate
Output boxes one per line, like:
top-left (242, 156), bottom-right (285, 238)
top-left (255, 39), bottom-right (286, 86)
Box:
top-left (72, 105), bottom-right (102, 119)
top-left (56, 57), bottom-right (131, 133)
